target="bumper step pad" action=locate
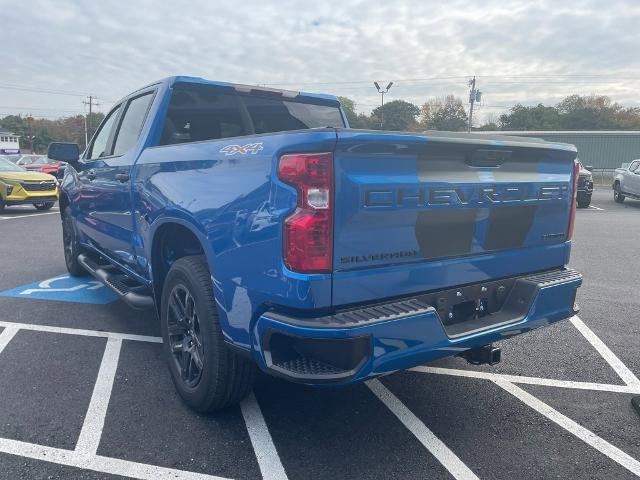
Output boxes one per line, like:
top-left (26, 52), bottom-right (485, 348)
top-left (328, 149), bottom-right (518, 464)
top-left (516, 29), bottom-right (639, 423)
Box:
top-left (268, 268), bottom-right (582, 333)
top-left (273, 356), bottom-right (348, 377)
top-left (259, 268), bottom-right (582, 383)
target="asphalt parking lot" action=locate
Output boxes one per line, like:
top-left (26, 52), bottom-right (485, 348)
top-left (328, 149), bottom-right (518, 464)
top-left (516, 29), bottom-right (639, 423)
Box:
top-left (0, 186), bottom-right (638, 480)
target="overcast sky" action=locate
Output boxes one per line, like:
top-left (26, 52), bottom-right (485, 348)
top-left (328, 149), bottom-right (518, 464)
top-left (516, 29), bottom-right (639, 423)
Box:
top-left (2, 0), bottom-right (639, 125)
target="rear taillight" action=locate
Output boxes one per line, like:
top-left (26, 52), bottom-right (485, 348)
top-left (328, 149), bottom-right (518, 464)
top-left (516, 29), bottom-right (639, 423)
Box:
top-left (567, 159), bottom-right (580, 240)
top-left (278, 152), bottom-right (333, 273)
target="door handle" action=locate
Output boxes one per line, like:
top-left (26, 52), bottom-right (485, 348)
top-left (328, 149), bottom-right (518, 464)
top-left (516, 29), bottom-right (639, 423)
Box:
top-left (115, 172), bottom-right (130, 183)
top-left (86, 170), bottom-right (96, 181)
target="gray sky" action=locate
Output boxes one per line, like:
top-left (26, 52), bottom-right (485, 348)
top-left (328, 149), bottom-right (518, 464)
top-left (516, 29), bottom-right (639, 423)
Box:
top-left (2, 0), bottom-right (639, 125)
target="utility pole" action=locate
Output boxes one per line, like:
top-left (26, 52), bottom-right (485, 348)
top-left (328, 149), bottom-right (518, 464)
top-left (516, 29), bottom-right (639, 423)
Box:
top-left (83, 114), bottom-right (88, 147)
top-left (467, 76), bottom-right (481, 133)
top-left (83, 95), bottom-right (99, 142)
top-left (25, 115), bottom-right (35, 153)
top-left (374, 81), bottom-right (393, 129)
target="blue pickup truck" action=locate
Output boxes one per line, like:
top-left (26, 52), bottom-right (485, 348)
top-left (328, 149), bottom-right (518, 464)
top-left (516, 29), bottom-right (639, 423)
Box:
top-left (49, 76), bottom-right (582, 412)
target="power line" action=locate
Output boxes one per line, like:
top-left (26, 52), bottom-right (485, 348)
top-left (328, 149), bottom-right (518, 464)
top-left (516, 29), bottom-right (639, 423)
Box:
top-left (0, 83), bottom-right (93, 97)
top-left (263, 73), bottom-right (639, 88)
top-left (0, 105), bottom-right (84, 112)
top-left (0, 112), bottom-right (69, 119)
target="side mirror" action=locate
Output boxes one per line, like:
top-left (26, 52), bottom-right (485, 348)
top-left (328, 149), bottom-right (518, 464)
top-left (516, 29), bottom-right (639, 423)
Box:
top-left (585, 165), bottom-right (594, 172)
top-left (48, 142), bottom-right (80, 164)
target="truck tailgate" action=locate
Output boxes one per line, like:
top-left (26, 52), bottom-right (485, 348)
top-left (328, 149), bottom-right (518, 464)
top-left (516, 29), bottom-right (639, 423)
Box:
top-left (332, 130), bottom-right (577, 305)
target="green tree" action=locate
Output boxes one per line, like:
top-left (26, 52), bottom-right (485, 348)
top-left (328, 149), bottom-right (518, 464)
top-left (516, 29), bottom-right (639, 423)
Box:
top-left (499, 104), bottom-right (561, 130)
top-left (420, 95), bottom-right (468, 131)
top-left (0, 112), bottom-right (105, 153)
top-left (337, 96), bottom-right (357, 125)
top-left (556, 95), bottom-right (640, 130)
top-left (498, 95), bottom-right (640, 131)
top-left (371, 100), bottom-right (420, 131)
top-left (337, 96), bottom-right (375, 128)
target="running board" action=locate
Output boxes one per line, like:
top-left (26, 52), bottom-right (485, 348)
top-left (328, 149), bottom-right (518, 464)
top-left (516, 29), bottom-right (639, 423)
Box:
top-left (77, 253), bottom-right (155, 310)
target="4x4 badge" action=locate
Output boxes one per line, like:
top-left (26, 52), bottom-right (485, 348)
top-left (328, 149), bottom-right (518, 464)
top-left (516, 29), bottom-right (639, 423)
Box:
top-left (220, 143), bottom-right (264, 156)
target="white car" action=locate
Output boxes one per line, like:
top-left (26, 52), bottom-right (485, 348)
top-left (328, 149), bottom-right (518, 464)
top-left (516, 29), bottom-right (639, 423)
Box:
top-left (613, 159), bottom-right (640, 203)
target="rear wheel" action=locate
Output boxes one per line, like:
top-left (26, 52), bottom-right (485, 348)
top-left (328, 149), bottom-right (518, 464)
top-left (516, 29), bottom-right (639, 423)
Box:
top-left (62, 209), bottom-right (86, 276)
top-left (614, 183), bottom-right (625, 203)
top-left (161, 255), bottom-right (255, 412)
top-left (34, 201), bottom-right (55, 211)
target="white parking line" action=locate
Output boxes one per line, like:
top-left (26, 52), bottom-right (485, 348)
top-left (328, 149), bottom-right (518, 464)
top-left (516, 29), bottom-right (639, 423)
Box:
top-left (409, 366), bottom-right (640, 394)
top-left (0, 437), bottom-right (232, 480)
top-left (75, 338), bottom-right (122, 457)
top-left (0, 325), bottom-right (19, 356)
top-left (366, 379), bottom-right (479, 480)
top-left (0, 320), bottom-right (162, 343)
top-left (570, 316), bottom-right (640, 388)
top-left (9, 205), bottom-right (59, 210)
top-left (0, 314), bottom-right (637, 479)
top-left (588, 205), bottom-right (605, 211)
top-left (495, 380), bottom-right (640, 477)
top-left (240, 392), bottom-right (289, 480)
top-left (0, 211), bottom-right (59, 220)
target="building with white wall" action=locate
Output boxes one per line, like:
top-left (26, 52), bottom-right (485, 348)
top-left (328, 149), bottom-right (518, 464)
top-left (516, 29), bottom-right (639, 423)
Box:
top-left (0, 128), bottom-right (20, 154)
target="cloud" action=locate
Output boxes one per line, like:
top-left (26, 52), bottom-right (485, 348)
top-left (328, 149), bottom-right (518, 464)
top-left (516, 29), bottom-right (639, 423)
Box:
top-left (1, 0), bottom-right (638, 124)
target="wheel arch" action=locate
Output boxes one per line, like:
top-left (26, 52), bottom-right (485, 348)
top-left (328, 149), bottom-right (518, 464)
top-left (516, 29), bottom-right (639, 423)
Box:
top-left (148, 217), bottom-right (217, 312)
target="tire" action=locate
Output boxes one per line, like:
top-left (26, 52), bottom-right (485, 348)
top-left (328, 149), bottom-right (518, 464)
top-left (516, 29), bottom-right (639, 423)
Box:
top-left (614, 183), bottom-right (625, 203)
top-left (161, 255), bottom-right (255, 412)
top-left (61, 209), bottom-right (86, 276)
top-left (34, 201), bottom-right (55, 211)
top-left (577, 195), bottom-right (591, 208)
top-left (0, 197), bottom-right (4, 213)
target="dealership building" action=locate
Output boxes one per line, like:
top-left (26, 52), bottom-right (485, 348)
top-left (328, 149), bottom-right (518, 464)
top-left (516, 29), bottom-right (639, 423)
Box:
top-left (0, 128), bottom-right (20, 155)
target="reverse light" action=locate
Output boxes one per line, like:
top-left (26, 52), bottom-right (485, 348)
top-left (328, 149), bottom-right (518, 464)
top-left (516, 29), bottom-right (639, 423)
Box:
top-left (567, 160), bottom-right (580, 240)
top-left (278, 152), bottom-right (333, 273)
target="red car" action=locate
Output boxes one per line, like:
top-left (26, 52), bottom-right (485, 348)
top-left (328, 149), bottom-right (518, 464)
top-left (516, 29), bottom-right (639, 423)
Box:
top-left (16, 155), bottom-right (66, 178)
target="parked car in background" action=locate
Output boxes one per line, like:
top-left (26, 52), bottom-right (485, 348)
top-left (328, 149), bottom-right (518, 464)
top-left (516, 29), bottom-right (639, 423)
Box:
top-left (16, 154), bottom-right (46, 165)
top-left (0, 157), bottom-right (58, 212)
top-left (16, 155), bottom-right (67, 178)
top-left (613, 159), bottom-right (640, 203)
top-left (0, 154), bottom-right (18, 164)
top-left (576, 160), bottom-right (593, 208)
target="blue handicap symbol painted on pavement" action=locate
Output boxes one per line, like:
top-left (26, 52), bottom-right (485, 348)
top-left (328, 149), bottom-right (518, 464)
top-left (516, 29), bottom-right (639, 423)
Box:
top-left (0, 274), bottom-right (119, 304)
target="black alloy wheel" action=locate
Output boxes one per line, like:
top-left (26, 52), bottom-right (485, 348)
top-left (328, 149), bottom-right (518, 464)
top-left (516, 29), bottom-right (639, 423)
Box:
top-left (166, 284), bottom-right (205, 388)
top-left (62, 209), bottom-right (85, 276)
top-left (161, 255), bottom-right (255, 412)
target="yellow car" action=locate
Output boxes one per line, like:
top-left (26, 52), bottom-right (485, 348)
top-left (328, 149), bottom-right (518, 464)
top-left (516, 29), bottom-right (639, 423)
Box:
top-left (0, 156), bottom-right (58, 212)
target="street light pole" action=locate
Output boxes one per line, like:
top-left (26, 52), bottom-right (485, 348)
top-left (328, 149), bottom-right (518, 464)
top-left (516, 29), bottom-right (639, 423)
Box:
top-left (374, 81), bottom-right (394, 129)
